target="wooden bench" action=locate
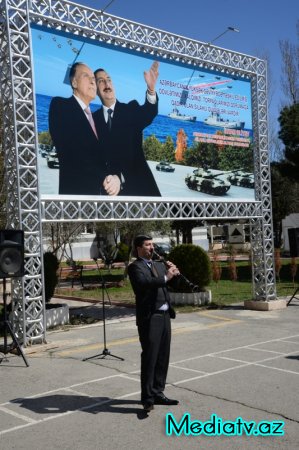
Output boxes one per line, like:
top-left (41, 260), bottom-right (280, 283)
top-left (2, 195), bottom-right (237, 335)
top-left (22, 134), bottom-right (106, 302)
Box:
top-left (57, 262), bottom-right (127, 288)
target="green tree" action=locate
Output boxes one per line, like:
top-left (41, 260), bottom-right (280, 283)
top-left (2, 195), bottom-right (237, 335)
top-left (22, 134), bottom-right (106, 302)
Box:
top-left (161, 136), bottom-right (175, 162)
top-left (276, 21), bottom-right (299, 179)
top-left (270, 22), bottom-right (299, 251)
top-left (171, 220), bottom-right (203, 244)
top-left (218, 144), bottom-right (254, 172)
top-left (271, 162), bottom-right (299, 248)
top-left (38, 131), bottom-right (53, 146)
top-left (95, 220), bottom-right (173, 257)
top-left (184, 142), bottom-right (220, 169)
top-left (278, 103), bottom-right (299, 181)
top-left (43, 223), bottom-right (85, 262)
top-left (143, 135), bottom-right (163, 161)
top-left (279, 34), bottom-right (299, 104)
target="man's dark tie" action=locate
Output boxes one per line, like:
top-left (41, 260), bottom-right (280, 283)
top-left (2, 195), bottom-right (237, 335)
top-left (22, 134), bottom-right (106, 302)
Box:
top-left (148, 261), bottom-right (158, 277)
top-left (107, 108), bottom-right (113, 130)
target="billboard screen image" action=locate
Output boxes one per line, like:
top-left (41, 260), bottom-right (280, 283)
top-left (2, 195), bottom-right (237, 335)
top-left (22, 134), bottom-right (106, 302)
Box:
top-left (32, 24), bottom-right (254, 201)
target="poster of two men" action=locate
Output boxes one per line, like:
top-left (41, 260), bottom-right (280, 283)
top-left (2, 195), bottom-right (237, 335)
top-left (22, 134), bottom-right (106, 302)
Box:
top-left (32, 25), bottom-right (254, 202)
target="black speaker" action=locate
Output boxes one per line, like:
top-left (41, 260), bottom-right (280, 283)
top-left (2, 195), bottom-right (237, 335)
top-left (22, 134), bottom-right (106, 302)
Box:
top-left (288, 228), bottom-right (299, 258)
top-left (0, 230), bottom-right (24, 278)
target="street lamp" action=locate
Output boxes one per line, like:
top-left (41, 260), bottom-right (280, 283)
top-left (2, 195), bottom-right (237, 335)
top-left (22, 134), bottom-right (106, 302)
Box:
top-left (209, 26), bottom-right (240, 45)
top-left (179, 27), bottom-right (240, 105)
top-left (63, 0), bottom-right (117, 84)
top-left (100, 0), bottom-right (117, 14)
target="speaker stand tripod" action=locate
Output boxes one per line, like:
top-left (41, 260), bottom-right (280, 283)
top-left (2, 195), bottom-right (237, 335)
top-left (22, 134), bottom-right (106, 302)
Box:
top-left (287, 286), bottom-right (299, 306)
top-left (82, 260), bottom-right (124, 362)
top-left (0, 278), bottom-right (29, 367)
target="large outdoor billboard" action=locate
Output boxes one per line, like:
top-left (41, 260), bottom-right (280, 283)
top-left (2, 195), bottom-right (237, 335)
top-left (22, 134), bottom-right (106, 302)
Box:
top-left (32, 24), bottom-right (254, 202)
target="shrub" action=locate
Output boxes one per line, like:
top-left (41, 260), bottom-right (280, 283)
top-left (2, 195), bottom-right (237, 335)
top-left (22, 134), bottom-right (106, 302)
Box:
top-left (115, 242), bottom-right (130, 262)
top-left (168, 244), bottom-right (211, 292)
top-left (43, 252), bottom-right (59, 303)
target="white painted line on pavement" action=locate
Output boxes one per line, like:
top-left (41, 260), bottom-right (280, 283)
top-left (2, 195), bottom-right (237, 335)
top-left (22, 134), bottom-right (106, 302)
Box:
top-left (0, 406), bottom-right (37, 423)
top-left (1, 333), bottom-right (299, 437)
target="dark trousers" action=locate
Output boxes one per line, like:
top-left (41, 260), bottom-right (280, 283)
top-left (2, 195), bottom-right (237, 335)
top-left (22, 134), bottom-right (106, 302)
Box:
top-left (137, 311), bottom-right (171, 404)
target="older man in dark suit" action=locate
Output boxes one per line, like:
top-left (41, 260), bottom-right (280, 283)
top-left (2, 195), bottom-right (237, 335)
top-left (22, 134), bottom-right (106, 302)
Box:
top-left (128, 234), bottom-right (179, 413)
top-left (93, 62), bottom-right (161, 196)
top-left (49, 62), bottom-right (121, 195)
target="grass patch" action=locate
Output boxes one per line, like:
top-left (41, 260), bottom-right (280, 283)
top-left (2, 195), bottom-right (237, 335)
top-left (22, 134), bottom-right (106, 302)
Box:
top-left (54, 277), bottom-right (297, 308)
top-left (209, 280), bottom-right (253, 305)
top-left (55, 278), bottom-right (134, 303)
top-left (2, 261), bottom-right (296, 319)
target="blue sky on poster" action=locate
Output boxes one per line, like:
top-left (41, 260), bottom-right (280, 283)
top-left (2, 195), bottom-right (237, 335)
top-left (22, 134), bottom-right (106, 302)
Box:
top-left (71, 0), bottom-right (298, 127)
top-left (31, 25), bottom-right (252, 126)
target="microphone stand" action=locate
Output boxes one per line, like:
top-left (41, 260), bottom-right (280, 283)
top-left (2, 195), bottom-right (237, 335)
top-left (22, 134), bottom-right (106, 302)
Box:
top-left (82, 259), bottom-right (124, 362)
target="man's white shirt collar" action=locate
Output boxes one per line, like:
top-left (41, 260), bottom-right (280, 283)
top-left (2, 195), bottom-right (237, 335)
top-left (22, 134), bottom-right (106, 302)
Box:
top-left (73, 94), bottom-right (89, 112)
top-left (103, 103), bottom-right (116, 122)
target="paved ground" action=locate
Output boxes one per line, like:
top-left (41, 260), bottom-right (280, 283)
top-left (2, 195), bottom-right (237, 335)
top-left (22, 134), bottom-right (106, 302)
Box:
top-left (1, 296), bottom-right (299, 449)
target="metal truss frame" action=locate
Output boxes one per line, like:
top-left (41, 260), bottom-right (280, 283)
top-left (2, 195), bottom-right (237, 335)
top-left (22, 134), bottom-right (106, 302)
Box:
top-left (0, 0), bottom-right (276, 345)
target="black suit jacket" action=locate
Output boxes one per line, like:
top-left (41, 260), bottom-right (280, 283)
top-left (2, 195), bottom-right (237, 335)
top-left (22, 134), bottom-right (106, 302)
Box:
top-left (49, 96), bottom-right (106, 195)
top-left (128, 258), bottom-right (175, 326)
top-left (93, 97), bottom-right (161, 196)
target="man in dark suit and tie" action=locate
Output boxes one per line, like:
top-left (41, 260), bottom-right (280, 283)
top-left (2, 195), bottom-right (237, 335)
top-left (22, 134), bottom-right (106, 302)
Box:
top-left (93, 62), bottom-right (161, 196)
top-left (128, 234), bottom-right (179, 413)
top-left (49, 62), bottom-right (121, 195)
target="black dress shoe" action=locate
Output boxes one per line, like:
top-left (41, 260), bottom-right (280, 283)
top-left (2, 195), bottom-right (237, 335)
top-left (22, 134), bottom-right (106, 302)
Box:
top-left (154, 394), bottom-right (179, 405)
top-left (143, 402), bottom-right (154, 412)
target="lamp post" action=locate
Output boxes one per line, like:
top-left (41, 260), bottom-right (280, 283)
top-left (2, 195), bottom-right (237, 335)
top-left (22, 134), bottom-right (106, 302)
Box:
top-left (63, 0), bottom-right (117, 84)
top-left (209, 26), bottom-right (240, 45)
top-left (100, 0), bottom-right (117, 14)
top-left (179, 26), bottom-right (240, 105)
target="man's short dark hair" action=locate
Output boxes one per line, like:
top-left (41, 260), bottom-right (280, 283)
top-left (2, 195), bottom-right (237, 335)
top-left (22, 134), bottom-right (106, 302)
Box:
top-left (94, 68), bottom-right (105, 78)
top-left (134, 234), bottom-right (153, 248)
top-left (69, 62), bottom-right (84, 87)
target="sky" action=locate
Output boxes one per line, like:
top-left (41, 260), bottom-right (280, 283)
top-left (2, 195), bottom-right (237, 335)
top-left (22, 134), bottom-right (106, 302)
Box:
top-left (73, 0), bottom-right (298, 129)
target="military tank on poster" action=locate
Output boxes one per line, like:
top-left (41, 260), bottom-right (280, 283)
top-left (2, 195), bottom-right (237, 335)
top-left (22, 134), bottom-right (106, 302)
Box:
top-left (185, 168), bottom-right (231, 196)
top-left (226, 170), bottom-right (254, 189)
top-left (185, 168), bottom-right (254, 195)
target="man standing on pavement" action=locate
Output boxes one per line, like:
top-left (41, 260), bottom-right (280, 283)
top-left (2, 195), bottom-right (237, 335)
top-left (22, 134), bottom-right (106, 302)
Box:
top-left (128, 234), bottom-right (180, 413)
